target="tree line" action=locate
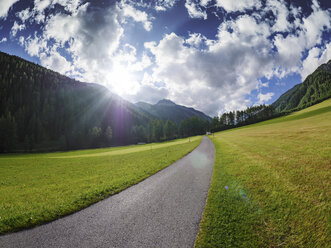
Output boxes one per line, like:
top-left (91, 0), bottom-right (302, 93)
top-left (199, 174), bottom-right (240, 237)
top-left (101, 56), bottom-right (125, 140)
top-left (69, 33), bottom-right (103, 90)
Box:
top-left (131, 116), bottom-right (209, 143)
top-left (0, 51), bottom-right (285, 153)
top-left (131, 104), bottom-right (277, 144)
top-left (0, 52), bottom-right (209, 152)
top-left (210, 104), bottom-right (275, 132)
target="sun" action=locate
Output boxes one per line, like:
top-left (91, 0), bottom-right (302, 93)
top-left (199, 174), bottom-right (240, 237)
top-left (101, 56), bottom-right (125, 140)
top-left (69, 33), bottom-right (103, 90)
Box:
top-left (109, 65), bottom-right (139, 96)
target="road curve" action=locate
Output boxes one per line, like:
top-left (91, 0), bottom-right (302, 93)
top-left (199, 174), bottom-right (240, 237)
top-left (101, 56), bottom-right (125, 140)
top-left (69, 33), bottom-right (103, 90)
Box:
top-left (0, 136), bottom-right (215, 248)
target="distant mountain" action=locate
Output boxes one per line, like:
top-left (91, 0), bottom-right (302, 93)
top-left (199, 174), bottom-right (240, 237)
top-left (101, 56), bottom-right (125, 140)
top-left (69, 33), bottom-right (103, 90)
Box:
top-left (272, 60), bottom-right (331, 112)
top-left (0, 51), bottom-right (152, 152)
top-left (136, 99), bottom-right (212, 124)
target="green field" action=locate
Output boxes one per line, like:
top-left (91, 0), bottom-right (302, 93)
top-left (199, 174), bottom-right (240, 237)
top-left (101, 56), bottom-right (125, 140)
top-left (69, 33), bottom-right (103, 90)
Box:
top-left (0, 136), bottom-right (202, 234)
top-left (195, 99), bottom-right (331, 247)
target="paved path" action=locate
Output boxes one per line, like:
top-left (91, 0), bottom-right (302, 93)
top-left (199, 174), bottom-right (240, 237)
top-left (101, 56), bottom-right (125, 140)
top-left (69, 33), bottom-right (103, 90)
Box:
top-left (0, 136), bottom-right (215, 248)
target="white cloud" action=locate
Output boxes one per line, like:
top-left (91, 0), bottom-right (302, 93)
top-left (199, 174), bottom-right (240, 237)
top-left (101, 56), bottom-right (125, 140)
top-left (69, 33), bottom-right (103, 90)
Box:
top-left (27, 0), bottom-right (82, 24)
top-left (17, 8), bottom-right (33, 23)
top-left (0, 37), bottom-right (7, 43)
top-left (257, 92), bottom-right (274, 104)
top-left (215, 0), bottom-right (261, 12)
top-left (186, 33), bottom-right (207, 48)
top-left (11, 0), bottom-right (331, 116)
top-left (32, 0), bottom-right (52, 23)
top-left (155, 0), bottom-right (178, 11)
top-left (25, 33), bottom-right (49, 57)
top-left (184, 0), bottom-right (262, 16)
top-left (144, 20), bottom-right (275, 115)
top-left (185, 0), bottom-right (207, 19)
top-left (266, 0), bottom-right (291, 32)
top-left (53, 0), bottom-right (82, 13)
top-left (40, 50), bottom-right (73, 74)
top-left (10, 21), bottom-right (26, 37)
top-left (273, 0), bottom-right (331, 77)
top-left (274, 33), bottom-right (305, 74)
top-left (257, 80), bottom-right (269, 88)
top-left (122, 0), bottom-right (177, 12)
top-left (301, 1), bottom-right (331, 49)
top-left (301, 46), bottom-right (321, 80)
top-left (200, 0), bottom-right (212, 7)
top-left (0, 0), bottom-right (19, 19)
top-left (18, 36), bottom-right (24, 46)
top-left (21, 1), bottom-right (155, 98)
top-left (301, 42), bottom-right (331, 80)
top-left (33, 0), bottom-right (52, 14)
top-left (140, 0), bottom-right (330, 115)
top-left (48, 3), bottom-right (124, 83)
top-left (119, 2), bottom-right (153, 31)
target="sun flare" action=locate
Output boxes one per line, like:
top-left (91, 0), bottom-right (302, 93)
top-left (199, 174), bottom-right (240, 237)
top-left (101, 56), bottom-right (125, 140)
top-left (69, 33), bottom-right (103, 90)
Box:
top-left (109, 65), bottom-right (139, 96)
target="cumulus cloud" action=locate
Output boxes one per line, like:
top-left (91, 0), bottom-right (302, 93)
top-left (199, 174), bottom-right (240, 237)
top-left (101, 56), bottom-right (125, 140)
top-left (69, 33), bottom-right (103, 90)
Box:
top-left (301, 42), bottom-right (331, 80)
top-left (0, 37), bottom-right (7, 43)
top-left (273, 0), bottom-right (331, 77)
top-left (10, 21), bottom-right (26, 37)
top-left (18, 36), bottom-right (24, 45)
top-left (302, 1), bottom-right (331, 49)
top-left (8, 0), bottom-right (331, 116)
top-left (185, 33), bottom-right (207, 48)
top-left (257, 92), bottom-right (274, 104)
top-left (21, 3), bottom-right (115, 75)
top-left (154, 0), bottom-right (178, 12)
top-left (44, 2), bottom-right (124, 83)
top-left (22, 0), bottom-right (83, 24)
top-left (119, 2), bottom-right (153, 31)
top-left (122, 0), bottom-right (177, 12)
top-left (144, 19), bottom-right (274, 115)
top-left (17, 8), bottom-right (33, 23)
top-left (141, 0), bottom-right (331, 115)
top-left (266, 0), bottom-right (291, 32)
top-left (215, 0), bottom-right (261, 12)
top-left (129, 73), bottom-right (169, 104)
top-left (19, 1), bottom-right (156, 97)
top-left (184, 0), bottom-right (261, 15)
top-left (0, 0), bottom-right (19, 19)
top-left (25, 33), bottom-right (49, 57)
top-left (185, 0), bottom-right (207, 19)
top-left (40, 49), bottom-right (73, 74)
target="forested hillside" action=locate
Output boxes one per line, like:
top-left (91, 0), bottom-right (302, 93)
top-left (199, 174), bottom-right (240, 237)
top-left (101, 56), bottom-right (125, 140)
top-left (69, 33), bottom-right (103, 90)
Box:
top-left (0, 52), bottom-right (151, 152)
top-left (2, 50), bottom-right (329, 153)
top-left (0, 52), bottom-right (212, 152)
top-left (272, 60), bottom-right (331, 112)
top-left (135, 99), bottom-right (211, 124)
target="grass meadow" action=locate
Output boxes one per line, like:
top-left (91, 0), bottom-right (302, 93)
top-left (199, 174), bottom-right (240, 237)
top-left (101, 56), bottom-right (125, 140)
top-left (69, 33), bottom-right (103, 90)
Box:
top-left (195, 99), bottom-right (331, 247)
top-left (0, 136), bottom-right (201, 234)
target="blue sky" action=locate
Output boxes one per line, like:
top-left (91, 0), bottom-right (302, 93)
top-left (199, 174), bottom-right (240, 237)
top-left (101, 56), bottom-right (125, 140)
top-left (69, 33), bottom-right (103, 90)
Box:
top-left (0, 0), bottom-right (330, 116)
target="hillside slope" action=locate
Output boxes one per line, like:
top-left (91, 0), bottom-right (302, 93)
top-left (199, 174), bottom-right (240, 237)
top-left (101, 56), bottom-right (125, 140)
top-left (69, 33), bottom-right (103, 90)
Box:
top-left (0, 51), bottom-right (151, 152)
top-left (136, 99), bottom-right (211, 124)
top-left (196, 98), bottom-right (331, 247)
top-left (272, 60), bottom-right (331, 112)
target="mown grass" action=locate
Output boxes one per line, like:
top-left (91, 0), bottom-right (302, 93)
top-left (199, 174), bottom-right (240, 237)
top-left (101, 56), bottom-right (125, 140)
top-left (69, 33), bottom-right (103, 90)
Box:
top-left (0, 137), bottom-right (201, 234)
top-left (195, 99), bottom-right (331, 248)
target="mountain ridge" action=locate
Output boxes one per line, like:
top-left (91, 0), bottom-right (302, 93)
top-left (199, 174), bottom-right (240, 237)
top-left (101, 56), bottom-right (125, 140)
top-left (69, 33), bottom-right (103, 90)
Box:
top-left (135, 99), bottom-right (212, 124)
top-left (1, 50), bottom-right (330, 152)
top-left (0, 51), bottom-right (211, 152)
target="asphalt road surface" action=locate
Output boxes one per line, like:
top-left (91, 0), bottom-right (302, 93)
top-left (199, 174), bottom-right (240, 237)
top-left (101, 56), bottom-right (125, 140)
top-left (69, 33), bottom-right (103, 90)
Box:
top-left (0, 136), bottom-right (215, 248)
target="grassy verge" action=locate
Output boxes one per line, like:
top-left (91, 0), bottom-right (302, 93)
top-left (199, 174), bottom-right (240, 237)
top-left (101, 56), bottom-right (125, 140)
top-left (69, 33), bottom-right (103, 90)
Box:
top-left (0, 137), bottom-right (201, 234)
top-left (195, 99), bottom-right (331, 247)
